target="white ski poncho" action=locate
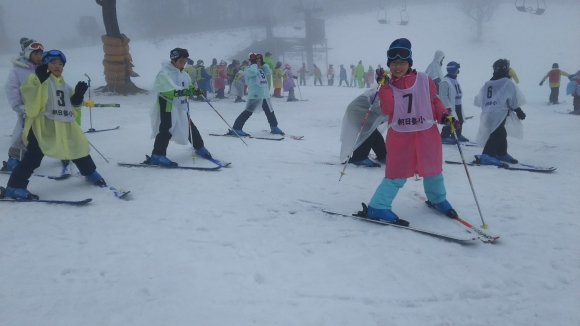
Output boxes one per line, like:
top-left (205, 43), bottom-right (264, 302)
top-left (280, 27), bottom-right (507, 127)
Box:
top-left (474, 78), bottom-right (526, 147)
top-left (340, 86), bottom-right (388, 162)
top-left (150, 62), bottom-right (192, 145)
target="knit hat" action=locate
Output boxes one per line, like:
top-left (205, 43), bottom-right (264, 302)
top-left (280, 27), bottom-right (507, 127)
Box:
top-left (552, 63), bottom-right (559, 68)
top-left (446, 61), bottom-right (460, 75)
top-left (285, 64), bottom-right (291, 69)
top-left (386, 38), bottom-right (413, 67)
top-left (20, 38), bottom-right (43, 59)
top-left (170, 48), bottom-right (189, 61)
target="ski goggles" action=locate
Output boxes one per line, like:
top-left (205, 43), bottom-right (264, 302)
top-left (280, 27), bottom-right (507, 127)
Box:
top-left (42, 50), bottom-right (67, 66)
top-left (27, 42), bottom-right (44, 51)
top-left (387, 47), bottom-right (412, 60)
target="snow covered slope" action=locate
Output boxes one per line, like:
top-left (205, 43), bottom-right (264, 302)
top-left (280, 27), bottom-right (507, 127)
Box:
top-left (0, 2), bottom-right (579, 325)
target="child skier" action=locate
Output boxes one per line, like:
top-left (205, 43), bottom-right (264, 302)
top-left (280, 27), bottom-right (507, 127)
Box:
top-left (273, 62), bottom-right (284, 98)
top-left (539, 63), bottom-right (570, 105)
top-left (4, 50), bottom-right (105, 199)
top-left (366, 38), bottom-right (458, 226)
top-left (3, 38), bottom-right (44, 171)
top-left (474, 59), bottom-right (527, 166)
top-left (312, 64), bottom-right (323, 86)
top-left (283, 64), bottom-right (298, 102)
top-left (340, 87), bottom-right (387, 167)
top-left (425, 50), bottom-right (445, 92)
top-left (148, 48), bottom-right (209, 166)
top-left (439, 61), bottom-right (468, 144)
top-left (568, 73), bottom-right (580, 114)
top-left (227, 53), bottom-right (284, 136)
top-left (231, 61), bottom-right (247, 103)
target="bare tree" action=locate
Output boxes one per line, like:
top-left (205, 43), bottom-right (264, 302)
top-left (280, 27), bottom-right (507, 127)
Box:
top-left (461, 0), bottom-right (501, 42)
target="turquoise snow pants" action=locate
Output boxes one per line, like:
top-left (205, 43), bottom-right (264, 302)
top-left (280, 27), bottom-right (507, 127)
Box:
top-left (369, 173), bottom-right (447, 210)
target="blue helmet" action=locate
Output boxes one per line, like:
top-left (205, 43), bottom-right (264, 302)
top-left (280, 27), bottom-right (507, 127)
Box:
top-left (446, 61), bottom-right (460, 75)
top-left (42, 50), bottom-right (66, 66)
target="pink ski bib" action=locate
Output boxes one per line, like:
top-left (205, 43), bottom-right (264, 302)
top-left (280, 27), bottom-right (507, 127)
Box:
top-left (389, 73), bottom-right (435, 132)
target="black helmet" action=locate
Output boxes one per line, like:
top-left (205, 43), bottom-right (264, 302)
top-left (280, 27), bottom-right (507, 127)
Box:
top-left (552, 63), bottom-right (559, 68)
top-left (197, 59), bottom-right (204, 66)
top-left (493, 59), bottom-right (510, 74)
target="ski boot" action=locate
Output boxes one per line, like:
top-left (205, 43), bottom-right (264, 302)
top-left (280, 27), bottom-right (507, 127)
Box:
top-left (349, 158), bottom-right (381, 167)
top-left (426, 200), bottom-right (458, 219)
top-left (147, 154), bottom-right (178, 167)
top-left (4, 187), bottom-right (39, 200)
top-left (476, 154), bottom-right (506, 167)
top-left (496, 154), bottom-right (518, 164)
top-left (86, 171), bottom-right (107, 187)
top-left (441, 138), bottom-right (457, 145)
top-left (457, 135), bottom-right (470, 142)
top-left (228, 129), bottom-right (249, 137)
top-left (270, 126), bottom-right (285, 135)
top-left (195, 146), bottom-right (212, 159)
top-left (360, 203), bottom-right (410, 226)
top-left (3, 157), bottom-right (19, 172)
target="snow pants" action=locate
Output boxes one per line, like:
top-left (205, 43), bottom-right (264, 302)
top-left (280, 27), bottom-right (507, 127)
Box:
top-left (8, 111), bottom-right (27, 159)
top-left (273, 88), bottom-right (282, 97)
top-left (350, 77), bottom-right (357, 87)
top-left (314, 76), bottom-right (323, 86)
top-left (299, 75), bottom-right (306, 86)
top-left (232, 99), bottom-right (278, 130)
top-left (482, 117), bottom-right (508, 157)
top-left (287, 88), bottom-right (297, 101)
top-left (350, 129), bottom-right (386, 162)
top-left (152, 98), bottom-right (204, 156)
top-left (574, 95), bottom-right (580, 111)
top-left (338, 77), bottom-right (349, 87)
top-left (549, 87), bottom-right (559, 104)
top-left (7, 130), bottom-right (96, 189)
top-left (357, 77), bottom-right (364, 88)
top-left (369, 173), bottom-right (447, 210)
top-left (440, 105), bottom-right (464, 138)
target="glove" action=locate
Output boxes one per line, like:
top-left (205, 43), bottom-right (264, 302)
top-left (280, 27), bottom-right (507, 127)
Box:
top-left (514, 107), bottom-right (526, 120)
top-left (539, 81), bottom-right (544, 86)
top-left (441, 114), bottom-right (460, 129)
top-left (35, 64), bottom-right (51, 83)
top-left (190, 86), bottom-right (203, 96)
top-left (70, 81), bottom-right (88, 106)
top-left (375, 68), bottom-right (389, 85)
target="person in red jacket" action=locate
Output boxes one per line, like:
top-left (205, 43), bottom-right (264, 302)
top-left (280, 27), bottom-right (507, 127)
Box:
top-left (539, 63), bottom-right (570, 105)
top-left (214, 60), bottom-right (228, 99)
top-left (365, 38), bottom-right (459, 226)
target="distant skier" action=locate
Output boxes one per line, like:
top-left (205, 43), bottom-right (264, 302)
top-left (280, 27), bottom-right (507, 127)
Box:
top-left (5, 50), bottom-right (106, 199)
top-left (366, 38), bottom-right (458, 226)
top-left (283, 64), bottom-right (298, 102)
top-left (349, 64), bottom-right (357, 87)
top-left (539, 63), bottom-right (570, 105)
top-left (327, 64), bottom-right (334, 86)
top-left (149, 48), bottom-right (210, 166)
top-left (566, 72), bottom-right (580, 115)
top-left (214, 60), bottom-right (228, 99)
top-left (298, 63), bottom-right (308, 86)
top-left (340, 87), bottom-right (387, 167)
top-left (425, 50), bottom-right (445, 92)
top-left (338, 64), bottom-right (349, 86)
top-left (195, 60), bottom-right (212, 101)
top-left (355, 60), bottom-right (365, 88)
top-left (227, 53), bottom-right (284, 136)
top-left (312, 64), bottom-right (323, 86)
top-left (264, 52), bottom-right (275, 91)
top-left (473, 59), bottom-right (527, 166)
top-left (273, 62), bottom-right (284, 98)
top-left (438, 61), bottom-right (468, 144)
top-left (231, 61), bottom-right (247, 103)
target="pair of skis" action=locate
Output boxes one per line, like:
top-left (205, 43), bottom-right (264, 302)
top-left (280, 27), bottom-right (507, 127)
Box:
top-left (322, 193), bottom-right (500, 243)
top-left (118, 154), bottom-right (231, 171)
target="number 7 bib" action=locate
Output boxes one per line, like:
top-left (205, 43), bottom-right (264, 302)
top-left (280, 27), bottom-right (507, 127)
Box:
top-left (389, 73), bottom-right (436, 132)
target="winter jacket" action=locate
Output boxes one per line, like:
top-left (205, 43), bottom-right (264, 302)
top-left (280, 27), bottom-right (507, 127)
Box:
top-left (379, 70), bottom-right (446, 178)
top-left (541, 68), bottom-right (570, 88)
top-left (298, 66), bottom-right (308, 76)
top-left (20, 73), bottom-right (88, 160)
top-left (340, 67), bottom-right (347, 78)
top-left (245, 63), bottom-right (271, 100)
top-left (196, 65), bottom-right (212, 92)
top-left (207, 64), bottom-right (218, 78)
top-left (5, 56), bottom-right (37, 113)
top-left (273, 67), bottom-right (283, 88)
top-left (355, 63), bottom-right (365, 78)
top-left (283, 69), bottom-right (296, 91)
top-left (263, 56), bottom-right (275, 89)
top-left (425, 50), bottom-right (445, 85)
top-left (313, 67), bottom-right (322, 76)
top-left (214, 65), bottom-right (227, 89)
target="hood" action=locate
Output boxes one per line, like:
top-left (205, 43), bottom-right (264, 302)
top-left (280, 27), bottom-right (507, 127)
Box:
top-left (12, 56), bottom-right (35, 69)
top-left (433, 50), bottom-right (445, 63)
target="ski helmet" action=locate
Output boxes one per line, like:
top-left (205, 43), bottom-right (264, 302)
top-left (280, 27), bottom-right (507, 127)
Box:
top-left (42, 50), bottom-right (66, 66)
top-left (197, 59), bottom-right (204, 66)
top-left (446, 61), bottom-right (460, 75)
top-left (552, 63), bottom-right (559, 68)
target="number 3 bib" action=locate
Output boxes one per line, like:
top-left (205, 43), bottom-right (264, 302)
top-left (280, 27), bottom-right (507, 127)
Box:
top-left (389, 73), bottom-right (435, 132)
top-left (44, 80), bottom-right (75, 122)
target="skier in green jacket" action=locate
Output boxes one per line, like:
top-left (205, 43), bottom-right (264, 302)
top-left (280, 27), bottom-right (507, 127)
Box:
top-left (355, 60), bottom-right (365, 88)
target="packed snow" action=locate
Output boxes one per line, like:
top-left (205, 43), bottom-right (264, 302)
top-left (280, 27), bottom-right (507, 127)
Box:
top-left (0, 2), bottom-right (579, 325)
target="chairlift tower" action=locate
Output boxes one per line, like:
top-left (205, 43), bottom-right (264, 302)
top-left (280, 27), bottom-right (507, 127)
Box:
top-left (294, 2), bottom-right (325, 71)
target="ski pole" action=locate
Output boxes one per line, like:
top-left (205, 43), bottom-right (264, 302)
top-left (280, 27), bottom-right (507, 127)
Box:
top-left (88, 140), bottom-right (109, 163)
top-left (296, 82), bottom-right (303, 101)
top-left (185, 100), bottom-right (197, 160)
top-left (84, 73), bottom-right (96, 132)
top-left (339, 84), bottom-right (382, 181)
top-left (200, 94), bottom-right (249, 147)
top-left (19, 113), bottom-right (25, 161)
top-left (447, 116), bottom-right (488, 229)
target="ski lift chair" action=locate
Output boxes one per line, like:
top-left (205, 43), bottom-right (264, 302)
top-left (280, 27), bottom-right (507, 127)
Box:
top-left (397, 9), bottom-right (409, 25)
top-left (377, 7), bottom-right (390, 24)
top-left (530, 0), bottom-right (546, 15)
top-left (515, 0), bottom-right (529, 12)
